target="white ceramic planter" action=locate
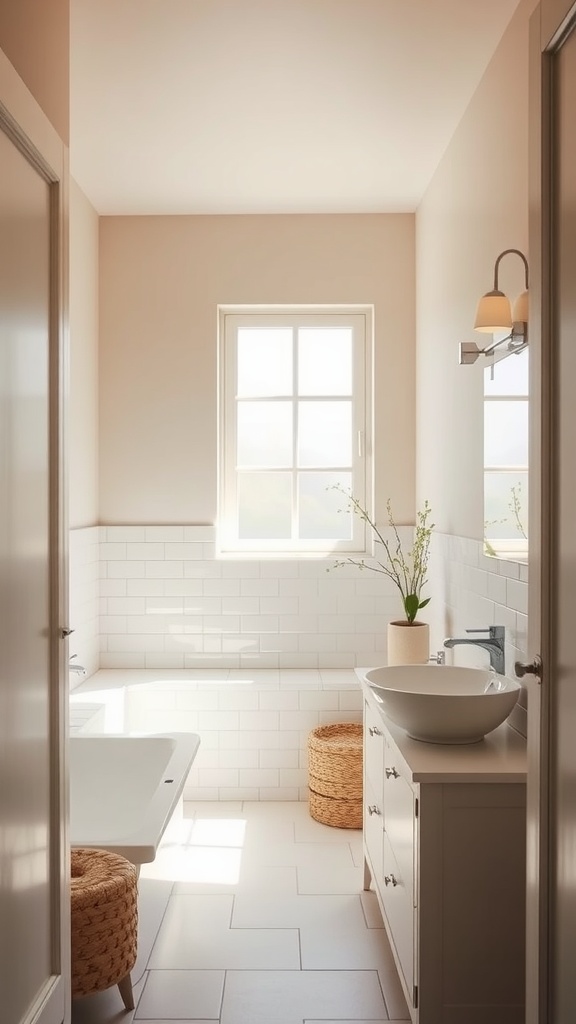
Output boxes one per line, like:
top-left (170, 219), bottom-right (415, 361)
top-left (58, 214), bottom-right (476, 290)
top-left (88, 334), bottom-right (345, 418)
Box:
top-left (387, 620), bottom-right (430, 666)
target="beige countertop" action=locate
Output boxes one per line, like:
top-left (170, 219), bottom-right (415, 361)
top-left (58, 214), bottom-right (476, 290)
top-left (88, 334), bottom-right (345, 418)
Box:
top-left (357, 671), bottom-right (527, 784)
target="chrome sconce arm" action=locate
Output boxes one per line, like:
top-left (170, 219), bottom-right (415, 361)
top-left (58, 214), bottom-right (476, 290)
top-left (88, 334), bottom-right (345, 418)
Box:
top-left (459, 248), bottom-right (529, 365)
top-left (459, 331), bottom-right (527, 365)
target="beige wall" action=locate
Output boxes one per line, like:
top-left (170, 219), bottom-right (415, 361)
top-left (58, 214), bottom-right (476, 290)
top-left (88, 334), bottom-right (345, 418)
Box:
top-left (416, 0), bottom-right (537, 539)
top-left (99, 214), bottom-right (415, 525)
top-left (0, 0), bottom-right (69, 144)
top-left (69, 180), bottom-right (99, 527)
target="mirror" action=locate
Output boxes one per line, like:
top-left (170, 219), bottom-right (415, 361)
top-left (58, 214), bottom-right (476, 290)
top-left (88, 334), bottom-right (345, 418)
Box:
top-left (483, 347), bottom-right (529, 562)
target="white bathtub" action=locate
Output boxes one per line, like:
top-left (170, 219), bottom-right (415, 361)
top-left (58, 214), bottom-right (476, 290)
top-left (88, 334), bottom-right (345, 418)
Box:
top-left (69, 733), bottom-right (200, 865)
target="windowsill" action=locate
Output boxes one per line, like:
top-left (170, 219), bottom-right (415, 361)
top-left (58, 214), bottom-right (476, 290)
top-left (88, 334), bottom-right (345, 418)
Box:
top-left (484, 546), bottom-right (528, 566)
top-left (215, 549), bottom-right (364, 560)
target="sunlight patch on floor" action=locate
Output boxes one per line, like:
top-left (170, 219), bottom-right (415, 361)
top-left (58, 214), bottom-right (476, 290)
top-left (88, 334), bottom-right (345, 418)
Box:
top-left (140, 817), bottom-right (247, 883)
top-left (190, 818), bottom-right (247, 847)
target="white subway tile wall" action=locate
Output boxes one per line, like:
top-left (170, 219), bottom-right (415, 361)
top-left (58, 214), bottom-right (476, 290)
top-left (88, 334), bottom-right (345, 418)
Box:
top-left (69, 525), bottom-right (529, 797)
top-left (92, 525), bottom-right (404, 670)
top-left (68, 526), bottom-right (102, 685)
top-left (431, 532), bottom-right (528, 737)
top-left (70, 668), bottom-right (363, 801)
top-left (69, 525), bottom-right (528, 674)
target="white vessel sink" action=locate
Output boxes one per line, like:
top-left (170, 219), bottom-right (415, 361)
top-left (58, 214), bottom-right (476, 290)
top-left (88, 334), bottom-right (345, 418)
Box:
top-left (363, 665), bottom-right (521, 744)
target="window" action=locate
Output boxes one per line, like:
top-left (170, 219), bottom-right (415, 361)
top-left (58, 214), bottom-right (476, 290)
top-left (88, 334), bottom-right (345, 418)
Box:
top-left (483, 348), bottom-right (528, 560)
top-left (218, 306), bottom-right (372, 554)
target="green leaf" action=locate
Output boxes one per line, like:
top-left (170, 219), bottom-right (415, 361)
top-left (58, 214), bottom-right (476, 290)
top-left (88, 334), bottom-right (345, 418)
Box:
top-left (418, 597), bottom-right (431, 609)
top-left (404, 594), bottom-right (420, 622)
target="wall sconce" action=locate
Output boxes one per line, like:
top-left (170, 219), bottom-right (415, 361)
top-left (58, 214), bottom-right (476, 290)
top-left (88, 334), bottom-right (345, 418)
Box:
top-left (459, 248), bottom-right (529, 365)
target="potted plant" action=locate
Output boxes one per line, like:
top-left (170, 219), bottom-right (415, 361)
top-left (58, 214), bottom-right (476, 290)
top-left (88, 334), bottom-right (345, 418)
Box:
top-left (331, 489), bottom-right (434, 665)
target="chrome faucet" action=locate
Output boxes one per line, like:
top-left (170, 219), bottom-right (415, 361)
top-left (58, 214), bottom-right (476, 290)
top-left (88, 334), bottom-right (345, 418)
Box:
top-left (443, 626), bottom-right (506, 675)
top-left (69, 655), bottom-right (86, 677)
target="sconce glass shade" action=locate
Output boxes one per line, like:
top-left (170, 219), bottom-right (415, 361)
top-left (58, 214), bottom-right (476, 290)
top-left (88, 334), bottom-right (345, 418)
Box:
top-left (474, 290), bottom-right (513, 332)
top-left (512, 289), bottom-right (529, 323)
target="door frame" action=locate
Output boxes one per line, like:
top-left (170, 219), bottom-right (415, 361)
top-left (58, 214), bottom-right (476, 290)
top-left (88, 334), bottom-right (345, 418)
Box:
top-left (0, 45), bottom-right (70, 1024)
top-left (527, 2), bottom-right (576, 1021)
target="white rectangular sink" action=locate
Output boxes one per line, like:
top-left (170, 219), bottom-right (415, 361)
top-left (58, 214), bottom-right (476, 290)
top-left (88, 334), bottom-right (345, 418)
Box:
top-left (69, 732), bottom-right (200, 864)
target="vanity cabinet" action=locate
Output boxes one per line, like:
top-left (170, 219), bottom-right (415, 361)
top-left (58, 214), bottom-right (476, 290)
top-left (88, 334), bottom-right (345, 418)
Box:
top-left (361, 681), bottom-right (527, 1024)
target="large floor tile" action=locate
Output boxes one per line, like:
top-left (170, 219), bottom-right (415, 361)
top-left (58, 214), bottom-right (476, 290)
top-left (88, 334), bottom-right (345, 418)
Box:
top-left (135, 970), bottom-right (224, 1020)
top-left (236, 860), bottom-right (298, 892)
top-left (379, 967), bottom-right (411, 1020)
top-left (294, 815), bottom-right (360, 844)
top-left (187, 816), bottom-right (249, 847)
top-left (231, 889), bottom-right (394, 971)
top-left (241, 816), bottom-right (296, 848)
top-left (174, 863), bottom-right (297, 896)
top-left (240, 799), bottom-right (311, 819)
top-left (132, 879), bottom-right (174, 983)
top-left (182, 801), bottom-right (308, 849)
top-left (149, 894), bottom-right (300, 970)
top-left (360, 888), bottom-right (385, 928)
top-left (349, 833), bottom-right (364, 866)
top-left (183, 800), bottom-right (244, 818)
top-left (220, 970), bottom-right (388, 1024)
top-left (232, 891), bottom-right (365, 930)
top-left (71, 971), bottom-right (147, 1024)
top-left (140, 843), bottom-right (244, 885)
top-left (301, 916), bottom-right (394, 970)
top-left (79, 799), bottom-right (408, 1023)
top-left (179, 808), bottom-right (297, 851)
top-left (297, 858), bottom-right (364, 894)
top-left (246, 838), bottom-right (356, 870)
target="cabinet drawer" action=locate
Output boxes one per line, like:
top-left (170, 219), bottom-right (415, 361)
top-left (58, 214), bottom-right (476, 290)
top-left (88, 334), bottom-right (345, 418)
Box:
top-left (364, 777), bottom-right (384, 883)
top-left (384, 745), bottom-right (416, 908)
top-left (364, 700), bottom-right (384, 794)
top-left (382, 831), bottom-right (414, 995)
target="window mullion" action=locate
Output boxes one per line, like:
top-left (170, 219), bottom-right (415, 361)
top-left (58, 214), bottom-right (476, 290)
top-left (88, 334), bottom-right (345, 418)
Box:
top-left (218, 305), bottom-right (372, 555)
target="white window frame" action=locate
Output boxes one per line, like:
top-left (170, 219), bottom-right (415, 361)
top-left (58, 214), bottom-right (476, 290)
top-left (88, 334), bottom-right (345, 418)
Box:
top-left (217, 305), bottom-right (373, 556)
top-left (483, 350), bottom-right (529, 561)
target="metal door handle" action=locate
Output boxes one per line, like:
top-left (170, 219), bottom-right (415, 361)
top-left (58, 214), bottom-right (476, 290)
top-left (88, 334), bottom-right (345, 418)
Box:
top-left (515, 655), bottom-right (542, 680)
top-left (384, 874), bottom-right (399, 887)
top-left (368, 726), bottom-right (381, 736)
top-left (367, 804), bottom-right (381, 816)
top-left (60, 627), bottom-right (75, 638)
top-left (385, 767), bottom-right (399, 779)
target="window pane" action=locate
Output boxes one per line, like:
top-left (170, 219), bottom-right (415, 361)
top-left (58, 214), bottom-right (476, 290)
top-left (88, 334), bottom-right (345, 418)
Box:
top-left (484, 348), bottom-right (529, 396)
top-left (298, 472), bottom-right (353, 539)
top-left (238, 473), bottom-right (292, 539)
top-left (484, 473), bottom-right (528, 540)
top-left (237, 401), bottom-right (292, 467)
top-left (298, 328), bottom-right (352, 395)
top-left (220, 307), bottom-right (369, 552)
top-left (484, 401), bottom-right (528, 466)
top-left (237, 328), bottom-right (293, 396)
top-left (298, 401), bottom-right (352, 467)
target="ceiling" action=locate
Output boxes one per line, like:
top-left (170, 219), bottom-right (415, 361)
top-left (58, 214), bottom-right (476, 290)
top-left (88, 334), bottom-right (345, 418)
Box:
top-left (70, 0), bottom-right (522, 216)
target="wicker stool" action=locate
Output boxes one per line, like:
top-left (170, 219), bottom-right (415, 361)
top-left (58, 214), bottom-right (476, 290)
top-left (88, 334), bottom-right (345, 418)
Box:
top-left (307, 723), bottom-right (363, 828)
top-left (71, 848), bottom-right (138, 1011)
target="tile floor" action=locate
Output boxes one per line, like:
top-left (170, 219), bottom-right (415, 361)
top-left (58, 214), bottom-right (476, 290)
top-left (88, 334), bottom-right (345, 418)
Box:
top-left (71, 800), bottom-right (409, 1024)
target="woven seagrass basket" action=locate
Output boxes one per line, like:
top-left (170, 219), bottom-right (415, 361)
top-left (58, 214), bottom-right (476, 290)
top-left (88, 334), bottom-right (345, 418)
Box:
top-left (71, 847), bottom-right (138, 1009)
top-left (307, 723), bottom-right (363, 829)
